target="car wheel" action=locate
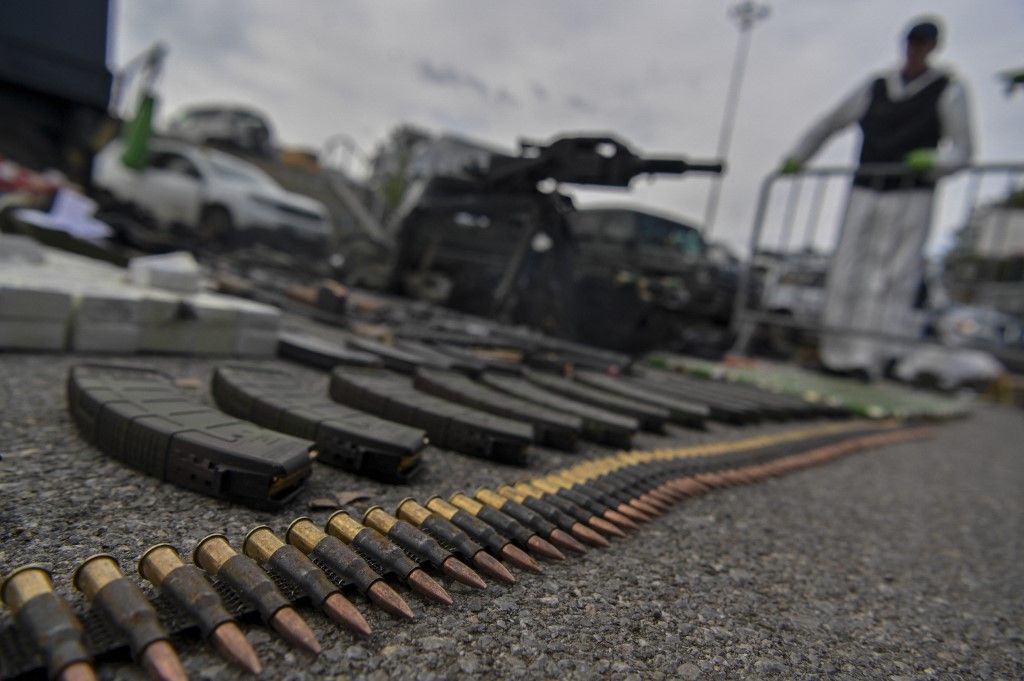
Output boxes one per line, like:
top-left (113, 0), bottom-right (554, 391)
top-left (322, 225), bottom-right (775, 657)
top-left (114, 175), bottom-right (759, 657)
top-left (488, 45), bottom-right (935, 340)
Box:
top-left (198, 205), bottom-right (233, 244)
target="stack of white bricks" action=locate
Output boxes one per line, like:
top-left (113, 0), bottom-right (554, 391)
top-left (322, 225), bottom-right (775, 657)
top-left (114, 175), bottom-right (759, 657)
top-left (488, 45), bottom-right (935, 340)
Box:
top-left (0, 236), bottom-right (280, 356)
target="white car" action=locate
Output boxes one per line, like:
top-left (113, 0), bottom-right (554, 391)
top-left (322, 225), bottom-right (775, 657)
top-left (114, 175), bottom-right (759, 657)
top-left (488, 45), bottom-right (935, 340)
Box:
top-left (93, 140), bottom-right (331, 243)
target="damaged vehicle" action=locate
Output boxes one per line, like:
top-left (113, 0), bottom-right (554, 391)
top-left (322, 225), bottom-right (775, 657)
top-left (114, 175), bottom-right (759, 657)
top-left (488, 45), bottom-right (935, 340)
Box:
top-left (568, 206), bottom-right (740, 353)
top-left (92, 139), bottom-right (332, 249)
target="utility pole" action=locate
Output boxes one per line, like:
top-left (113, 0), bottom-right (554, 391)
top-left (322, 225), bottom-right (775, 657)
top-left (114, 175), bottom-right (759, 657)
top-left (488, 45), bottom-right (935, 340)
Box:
top-left (702, 1), bottom-right (770, 238)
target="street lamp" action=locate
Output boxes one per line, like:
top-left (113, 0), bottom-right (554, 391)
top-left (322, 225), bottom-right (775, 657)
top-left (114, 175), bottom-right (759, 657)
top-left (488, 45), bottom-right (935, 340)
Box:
top-left (702, 1), bottom-right (770, 238)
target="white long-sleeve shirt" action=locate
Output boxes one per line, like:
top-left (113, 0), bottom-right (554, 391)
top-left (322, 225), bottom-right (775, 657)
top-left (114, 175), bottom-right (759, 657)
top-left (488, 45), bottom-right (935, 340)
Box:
top-left (787, 66), bottom-right (974, 173)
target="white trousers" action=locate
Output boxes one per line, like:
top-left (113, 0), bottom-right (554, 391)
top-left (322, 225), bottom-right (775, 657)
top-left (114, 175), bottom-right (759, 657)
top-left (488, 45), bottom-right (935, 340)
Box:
top-left (820, 186), bottom-right (934, 374)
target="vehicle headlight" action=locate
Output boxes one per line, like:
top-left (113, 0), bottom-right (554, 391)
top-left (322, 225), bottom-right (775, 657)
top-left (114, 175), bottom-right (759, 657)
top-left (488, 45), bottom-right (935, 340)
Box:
top-left (248, 194), bottom-right (280, 209)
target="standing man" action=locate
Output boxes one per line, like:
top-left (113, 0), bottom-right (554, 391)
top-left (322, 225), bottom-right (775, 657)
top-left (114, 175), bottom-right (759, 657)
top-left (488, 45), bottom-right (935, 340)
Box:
top-left (781, 18), bottom-right (974, 379)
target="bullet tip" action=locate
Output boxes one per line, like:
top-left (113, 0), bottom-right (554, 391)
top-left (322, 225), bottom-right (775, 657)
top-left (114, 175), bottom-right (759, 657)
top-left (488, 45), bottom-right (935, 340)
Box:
top-left (210, 622), bottom-right (262, 675)
top-left (591, 515), bottom-right (629, 537)
top-left (368, 580), bottom-right (416, 620)
top-left (605, 509), bottom-right (641, 530)
top-left (57, 661), bottom-right (99, 681)
top-left (501, 543), bottom-right (543, 574)
top-left (271, 607), bottom-right (321, 655)
top-left (141, 640), bottom-right (189, 681)
top-left (527, 535), bottom-right (566, 561)
top-left (618, 503), bottom-right (653, 523)
top-left (549, 528), bottom-right (587, 555)
top-left (473, 550), bottom-right (517, 585)
top-left (324, 593), bottom-right (372, 637)
top-left (642, 492), bottom-right (673, 510)
top-left (408, 569), bottom-right (453, 605)
top-left (443, 557), bottom-right (487, 590)
top-left (572, 522), bottom-right (611, 548)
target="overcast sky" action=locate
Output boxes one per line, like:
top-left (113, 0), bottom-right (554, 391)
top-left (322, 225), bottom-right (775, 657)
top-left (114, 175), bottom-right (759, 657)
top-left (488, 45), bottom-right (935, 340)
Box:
top-left (111, 1), bottom-right (1023, 255)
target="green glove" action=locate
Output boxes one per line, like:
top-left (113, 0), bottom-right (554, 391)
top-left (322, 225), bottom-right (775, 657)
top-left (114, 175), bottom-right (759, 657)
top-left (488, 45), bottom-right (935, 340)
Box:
top-left (904, 149), bottom-right (937, 174)
top-left (121, 92), bottom-right (156, 171)
top-left (780, 158), bottom-right (802, 175)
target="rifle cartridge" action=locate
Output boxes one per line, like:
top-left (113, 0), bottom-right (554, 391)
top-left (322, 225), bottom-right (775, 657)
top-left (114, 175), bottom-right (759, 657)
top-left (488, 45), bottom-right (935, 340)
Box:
top-left (72, 555), bottom-right (187, 681)
top-left (476, 488), bottom-right (586, 555)
top-left (326, 511), bottom-right (452, 605)
top-left (448, 492), bottom-right (564, 561)
top-left (362, 507), bottom-right (485, 590)
top-left (497, 485), bottom-right (608, 548)
top-left (551, 471), bottom-right (658, 520)
top-left (285, 518), bottom-right (414, 620)
top-left (513, 481), bottom-right (628, 537)
top-left (138, 545), bottom-right (261, 674)
top-left (395, 499), bottom-right (516, 585)
top-left (243, 527), bottom-right (369, 637)
top-left (193, 535), bottom-right (320, 655)
top-left (1, 566), bottom-right (96, 681)
top-left (425, 496), bottom-right (542, 574)
top-left (531, 477), bottom-right (641, 530)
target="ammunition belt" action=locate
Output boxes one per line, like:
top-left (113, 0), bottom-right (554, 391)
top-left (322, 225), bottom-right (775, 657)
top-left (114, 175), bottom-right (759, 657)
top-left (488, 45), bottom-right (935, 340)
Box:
top-left (1, 420), bottom-right (927, 680)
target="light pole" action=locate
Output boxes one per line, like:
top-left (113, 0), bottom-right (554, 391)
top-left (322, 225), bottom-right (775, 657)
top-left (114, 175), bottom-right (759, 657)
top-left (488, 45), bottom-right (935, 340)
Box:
top-left (702, 1), bottom-right (770, 238)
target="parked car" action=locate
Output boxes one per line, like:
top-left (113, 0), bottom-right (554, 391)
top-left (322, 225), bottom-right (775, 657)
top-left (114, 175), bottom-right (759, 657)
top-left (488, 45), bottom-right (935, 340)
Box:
top-left (569, 206), bottom-right (740, 352)
top-left (167, 105), bottom-right (275, 158)
top-left (93, 139), bottom-right (331, 245)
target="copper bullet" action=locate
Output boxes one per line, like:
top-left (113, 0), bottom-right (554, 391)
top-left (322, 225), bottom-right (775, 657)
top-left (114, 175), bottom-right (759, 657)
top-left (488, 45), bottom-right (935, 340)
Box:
top-left (140, 641), bottom-right (189, 681)
top-left (450, 492), bottom-right (562, 562)
top-left (73, 555), bottom-right (188, 681)
top-left (590, 515), bottom-right (628, 537)
top-left (571, 521), bottom-right (611, 548)
top-left (194, 535), bottom-right (320, 656)
top-left (676, 477), bottom-right (711, 495)
top-left (270, 607), bottom-right (322, 655)
top-left (59, 662), bottom-right (99, 681)
top-left (473, 550), bottom-right (517, 585)
top-left (526, 535), bottom-right (565, 561)
top-left (442, 556), bottom-right (487, 590)
top-left (630, 498), bottom-right (664, 516)
top-left (139, 544), bottom-right (261, 674)
top-left (610, 503), bottom-right (643, 524)
top-left (549, 528), bottom-right (587, 555)
top-left (693, 472), bottom-right (725, 488)
top-left (326, 512), bottom-right (453, 607)
top-left (721, 470), bottom-right (746, 485)
top-left (636, 490), bottom-right (670, 509)
top-left (363, 506), bottom-right (486, 591)
top-left (716, 470), bottom-right (739, 485)
top-left (647, 487), bottom-right (678, 505)
top-left (407, 569), bottom-right (453, 605)
top-left (286, 518), bottom-right (414, 621)
top-left (209, 622), bottom-right (262, 675)
top-left (368, 581), bottom-right (416, 620)
top-left (324, 593), bottom-right (372, 637)
top-left (475, 487), bottom-right (586, 556)
top-left (396, 498), bottom-right (512, 586)
top-left (243, 526), bottom-right (370, 638)
top-left (501, 543), bottom-right (543, 574)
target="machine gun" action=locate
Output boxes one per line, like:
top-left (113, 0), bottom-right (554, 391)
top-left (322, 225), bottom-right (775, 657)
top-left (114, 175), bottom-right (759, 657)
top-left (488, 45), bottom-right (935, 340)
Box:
top-left (387, 133), bottom-right (722, 344)
top-left (480, 135), bottom-right (722, 191)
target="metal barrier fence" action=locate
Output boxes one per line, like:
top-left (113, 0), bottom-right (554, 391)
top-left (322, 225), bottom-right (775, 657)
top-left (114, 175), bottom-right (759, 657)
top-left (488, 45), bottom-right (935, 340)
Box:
top-left (730, 162), bottom-right (1024, 359)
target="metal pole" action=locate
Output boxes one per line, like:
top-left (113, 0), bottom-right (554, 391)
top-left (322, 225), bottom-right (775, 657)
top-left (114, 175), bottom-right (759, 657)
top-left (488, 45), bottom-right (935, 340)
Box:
top-left (703, 2), bottom-right (769, 238)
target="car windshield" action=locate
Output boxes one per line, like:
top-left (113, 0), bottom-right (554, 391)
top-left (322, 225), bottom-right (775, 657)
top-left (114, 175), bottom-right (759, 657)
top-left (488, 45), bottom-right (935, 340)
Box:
top-left (635, 214), bottom-right (704, 256)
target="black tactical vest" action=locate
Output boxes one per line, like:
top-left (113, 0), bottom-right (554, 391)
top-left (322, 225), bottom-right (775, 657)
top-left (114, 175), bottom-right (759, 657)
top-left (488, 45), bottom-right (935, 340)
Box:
top-left (855, 73), bottom-right (949, 190)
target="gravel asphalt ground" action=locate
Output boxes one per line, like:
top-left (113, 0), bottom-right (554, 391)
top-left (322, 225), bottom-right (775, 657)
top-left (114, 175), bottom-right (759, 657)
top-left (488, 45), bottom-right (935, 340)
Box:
top-left (1, 353), bottom-right (1022, 680)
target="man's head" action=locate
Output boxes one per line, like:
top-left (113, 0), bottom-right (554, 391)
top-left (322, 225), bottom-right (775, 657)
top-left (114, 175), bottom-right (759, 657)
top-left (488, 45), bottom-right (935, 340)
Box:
top-left (904, 18), bottom-right (941, 73)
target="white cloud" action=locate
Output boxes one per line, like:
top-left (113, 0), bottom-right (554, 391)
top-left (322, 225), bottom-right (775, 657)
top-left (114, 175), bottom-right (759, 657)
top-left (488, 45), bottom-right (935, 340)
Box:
top-left (112, 0), bottom-right (1024, 254)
